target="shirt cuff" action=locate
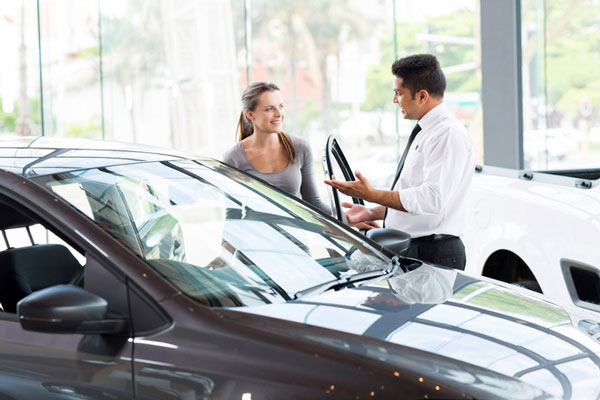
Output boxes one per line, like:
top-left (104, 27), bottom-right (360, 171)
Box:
top-left (398, 187), bottom-right (419, 214)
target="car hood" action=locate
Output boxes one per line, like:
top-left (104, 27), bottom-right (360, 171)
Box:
top-left (223, 264), bottom-right (600, 399)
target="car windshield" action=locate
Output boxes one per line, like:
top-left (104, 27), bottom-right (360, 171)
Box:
top-left (36, 159), bottom-right (389, 307)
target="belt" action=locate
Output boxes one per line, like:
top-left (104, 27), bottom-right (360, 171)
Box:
top-left (412, 234), bottom-right (457, 242)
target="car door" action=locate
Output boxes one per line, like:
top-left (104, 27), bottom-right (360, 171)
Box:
top-left (0, 194), bottom-right (136, 399)
top-left (321, 135), bottom-right (364, 225)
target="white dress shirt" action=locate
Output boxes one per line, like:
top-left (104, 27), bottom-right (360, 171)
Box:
top-left (384, 102), bottom-right (475, 238)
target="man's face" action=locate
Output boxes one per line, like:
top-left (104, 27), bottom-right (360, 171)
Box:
top-left (393, 76), bottom-right (421, 121)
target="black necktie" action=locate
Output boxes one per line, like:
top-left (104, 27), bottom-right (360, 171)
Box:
top-left (390, 123), bottom-right (421, 190)
top-left (383, 123), bottom-right (421, 227)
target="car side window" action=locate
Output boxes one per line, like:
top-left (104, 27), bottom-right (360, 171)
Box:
top-left (1, 224), bottom-right (85, 265)
top-left (0, 203), bottom-right (85, 314)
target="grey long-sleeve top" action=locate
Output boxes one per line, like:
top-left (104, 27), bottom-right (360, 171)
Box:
top-left (222, 135), bottom-right (331, 214)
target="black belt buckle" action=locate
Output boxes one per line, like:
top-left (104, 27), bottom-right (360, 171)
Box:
top-left (415, 234), bottom-right (455, 241)
top-left (432, 234), bottom-right (455, 241)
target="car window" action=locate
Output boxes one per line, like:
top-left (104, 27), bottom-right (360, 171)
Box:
top-left (0, 204), bottom-right (85, 314)
top-left (40, 160), bottom-right (390, 308)
top-left (51, 182), bottom-right (94, 219)
top-left (0, 223), bottom-right (84, 265)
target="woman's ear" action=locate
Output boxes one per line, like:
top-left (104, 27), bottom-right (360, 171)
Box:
top-left (244, 109), bottom-right (254, 121)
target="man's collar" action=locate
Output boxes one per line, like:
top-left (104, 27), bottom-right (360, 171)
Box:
top-left (417, 102), bottom-right (447, 131)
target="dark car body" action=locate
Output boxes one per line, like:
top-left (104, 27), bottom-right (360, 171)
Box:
top-left (0, 137), bottom-right (599, 399)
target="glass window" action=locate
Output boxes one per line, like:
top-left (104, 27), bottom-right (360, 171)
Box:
top-left (99, 0), bottom-right (239, 155)
top-left (522, 0), bottom-right (600, 169)
top-left (0, 1), bottom-right (42, 136)
top-left (4, 0), bottom-right (482, 175)
top-left (37, 0), bottom-right (102, 138)
top-left (232, 0), bottom-right (481, 198)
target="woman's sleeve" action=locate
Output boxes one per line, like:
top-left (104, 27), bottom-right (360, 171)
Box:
top-left (299, 141), bottom-right (332, 215)
top-left (222, 146), bottom-right (238, 167)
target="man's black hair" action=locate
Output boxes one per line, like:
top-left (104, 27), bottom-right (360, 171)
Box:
top-left (391, 54), bottom-right (446, 99)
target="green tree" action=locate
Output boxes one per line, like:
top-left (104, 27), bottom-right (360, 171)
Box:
top-left (101, 0), bottom-right (166, 140)
top-left (362, 8), bottom-right (479, 113)
top-left (542, 0), bottom-right (600, 123)
top-left (250, 0), bottom-right (376, 134)
top-left (0, 98), bottom-right (42, 134)
top-left (64, 115), bottom-right (102, 139)
top-left (514, 0), bottom-right (600, 147)
top-left (0, 100), bottom-right (17, 133)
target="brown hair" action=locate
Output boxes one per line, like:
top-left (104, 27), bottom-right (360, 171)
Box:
top-left (236, 82), bottom-right (295, 163)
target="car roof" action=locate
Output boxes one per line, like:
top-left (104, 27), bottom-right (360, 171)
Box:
top-left (0, 136), bottom-right (206, 177)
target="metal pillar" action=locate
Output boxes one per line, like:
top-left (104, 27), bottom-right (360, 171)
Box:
top-left (480, 0), bottom-right (524, 169)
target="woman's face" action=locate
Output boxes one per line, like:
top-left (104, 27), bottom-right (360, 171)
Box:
top-left (246, 90), bottom-right (285, 135)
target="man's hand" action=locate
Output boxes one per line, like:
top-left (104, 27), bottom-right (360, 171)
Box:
top-left (354, 220), bottom-right (381, 230)
top-left (324, 171), bottom-right (374, 202)
top-left (325, 172), bottom-right (406, 213)
top-left (342, 202), bottom-right (374, 224)
top-left (340, 202), bottom-right (381, 230)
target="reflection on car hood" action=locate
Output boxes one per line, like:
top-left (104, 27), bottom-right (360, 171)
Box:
top-left (228, 266), bottom-right (600, 399)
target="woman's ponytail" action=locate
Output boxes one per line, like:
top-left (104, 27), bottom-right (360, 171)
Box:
top-left (277, 132), bottom-right (295, 164)
top-left (236, 111), bottom-right (254, 141)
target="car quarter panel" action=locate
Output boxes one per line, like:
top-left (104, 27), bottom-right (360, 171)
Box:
top-left (464, 171), bottom-right (600, 305)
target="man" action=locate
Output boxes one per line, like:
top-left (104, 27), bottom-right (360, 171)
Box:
top-left (324, 54), bottom-right (475, 270)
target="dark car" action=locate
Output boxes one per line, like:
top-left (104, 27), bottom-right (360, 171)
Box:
top-left (1, 137), bottom-right (600, 399)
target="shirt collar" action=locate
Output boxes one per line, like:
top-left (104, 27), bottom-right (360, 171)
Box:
top-left (417, 102), bottom-right (447, 132)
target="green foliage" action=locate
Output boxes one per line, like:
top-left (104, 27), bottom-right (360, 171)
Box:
top-left (525, 0), bottom-right (600, 123)
top-left (362, 8), bottom-right (479, 112)
top-left (430, 9), bottom-right (478, 93)
top-left (29, 98), bottom-right (41, 125)
top-left (249, 0), bottom-right (378, 132)
top-left (103, 0), bottom-right (166, 86)
top-left (64, 115), bottom-right (102, 139)
top-left (0, 101), bottom-right (17, 133)
top-left (78, 45), bottom-right (100, 60)
top-left (363, 64), bottom-right (394, 112)
top-left (0, 98), bottom-right (42, 133)
top-left (297, 101), bottom-right (323, 132)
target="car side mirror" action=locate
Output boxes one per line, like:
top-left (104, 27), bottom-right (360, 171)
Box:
top-left (17, 284), bottom-right (128, 335)
top-left (366, 228), bottom-right (411, 256)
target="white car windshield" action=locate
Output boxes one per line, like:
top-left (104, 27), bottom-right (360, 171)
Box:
top-left (37, 159), bottom-right (389, 307)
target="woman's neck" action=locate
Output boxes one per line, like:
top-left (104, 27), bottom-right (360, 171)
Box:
top-left (246, 130), bottom-right (280, 148)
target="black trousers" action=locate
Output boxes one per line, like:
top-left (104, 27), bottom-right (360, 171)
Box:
top-left (405, 234), bottom-right (466, 270)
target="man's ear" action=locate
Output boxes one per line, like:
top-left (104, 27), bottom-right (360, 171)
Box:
top-left (244, 109), bottom-right (254, 121)
top-left (418, 90), bottom-right (429, 103)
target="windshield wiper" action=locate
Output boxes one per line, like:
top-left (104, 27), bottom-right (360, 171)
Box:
top-left (292, 255), bottom-right (401, 300)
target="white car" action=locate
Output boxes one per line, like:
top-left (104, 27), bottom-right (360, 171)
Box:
top-left (523, 128), bottom-right (582, 168)
top-left (462, 165), bottom-right (600, 313)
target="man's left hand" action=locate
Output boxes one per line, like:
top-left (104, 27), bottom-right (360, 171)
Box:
top-left (355, 220), bottom-right (381, 230)
top-left (324, 171), bottom-right (374, 202)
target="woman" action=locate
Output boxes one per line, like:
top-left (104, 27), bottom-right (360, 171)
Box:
top-left (223, 82), bottom-right (330, 214)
